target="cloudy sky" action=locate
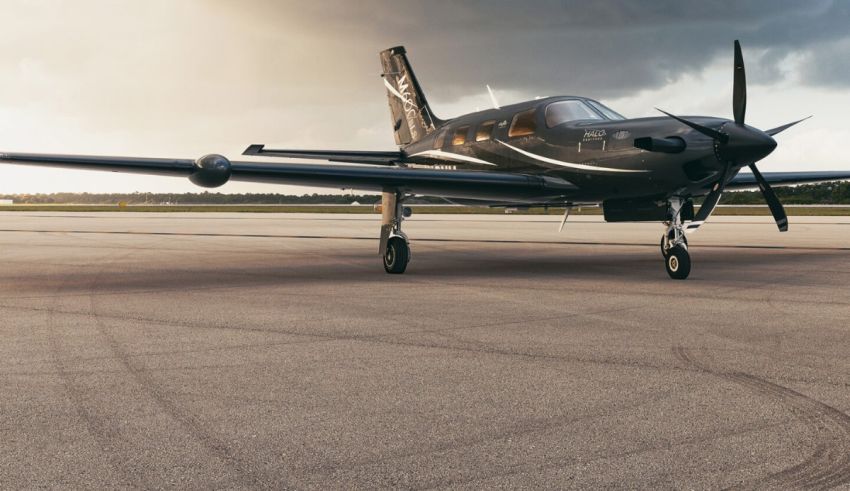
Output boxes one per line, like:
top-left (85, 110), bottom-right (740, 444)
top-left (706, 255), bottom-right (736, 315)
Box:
top-left (1, 0), bottom-right (849, 194)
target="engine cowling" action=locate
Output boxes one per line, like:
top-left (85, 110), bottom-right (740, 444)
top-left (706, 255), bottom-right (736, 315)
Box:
top-left (189, 154), bottom-right (232, 188)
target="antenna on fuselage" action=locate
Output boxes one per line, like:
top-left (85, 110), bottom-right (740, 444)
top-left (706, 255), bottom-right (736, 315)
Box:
top-left (486, 85), bottom-right (501, 110)
top-left (558, 207), bottom-right (570, 232)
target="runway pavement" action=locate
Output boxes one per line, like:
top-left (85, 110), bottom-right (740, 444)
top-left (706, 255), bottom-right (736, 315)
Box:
top-left (1, 212), bottom-right (849, 489)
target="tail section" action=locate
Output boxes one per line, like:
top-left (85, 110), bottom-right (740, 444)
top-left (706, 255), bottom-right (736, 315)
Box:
top-left (380, 46), bottom-right (442, 145)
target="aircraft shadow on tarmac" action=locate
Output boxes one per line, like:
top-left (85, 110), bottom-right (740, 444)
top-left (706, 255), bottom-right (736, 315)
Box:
top-left (4, 245), bottom-right (837, 295)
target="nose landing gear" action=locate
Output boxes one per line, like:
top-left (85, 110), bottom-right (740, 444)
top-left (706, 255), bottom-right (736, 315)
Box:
top-left (662, 197), bottom-right (691, 279)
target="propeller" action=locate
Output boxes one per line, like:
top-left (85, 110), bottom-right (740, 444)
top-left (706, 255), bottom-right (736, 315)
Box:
top-left (658, 40), bottom-right (807, 233)
top-left (765, 116), bottom-right (812, 137)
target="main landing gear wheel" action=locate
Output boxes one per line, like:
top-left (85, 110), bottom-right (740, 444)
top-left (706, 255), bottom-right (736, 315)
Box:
top-left (379, 190), bottom-right (412, 274)
top-left (665, 245), bottom-right (691, 280)
top-left (383, 237), bottom-right (409, 274)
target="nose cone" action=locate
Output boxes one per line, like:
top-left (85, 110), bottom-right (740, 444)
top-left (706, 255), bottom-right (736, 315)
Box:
top-left (719, 123), bottom-right (777, 163)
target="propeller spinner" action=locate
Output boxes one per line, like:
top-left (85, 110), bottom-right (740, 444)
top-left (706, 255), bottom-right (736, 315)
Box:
top-left (657, 40), bottom-right (808, 233)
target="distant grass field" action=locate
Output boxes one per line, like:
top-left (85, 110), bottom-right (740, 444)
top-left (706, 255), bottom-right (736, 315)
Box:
top-left (2, 204), bottom-right (850, 215)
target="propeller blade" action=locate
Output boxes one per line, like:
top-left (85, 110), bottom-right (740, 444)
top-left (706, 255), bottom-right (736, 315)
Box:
top-left (733, 40), bottom-right (747, 125)
top-left (749, 164), bottom-right (789, 232)
top-left (687, 162), bottom-right (732, 233)
top-left (656, 108), bottom-right (728, 142)
top-left (765, 116), bottom-right (812, 136)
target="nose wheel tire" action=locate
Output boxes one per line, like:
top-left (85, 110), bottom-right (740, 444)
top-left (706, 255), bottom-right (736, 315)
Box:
top-left (383, 237), bottom-right (410, 274)
top-left (665, 245), bottom-right (691, 280)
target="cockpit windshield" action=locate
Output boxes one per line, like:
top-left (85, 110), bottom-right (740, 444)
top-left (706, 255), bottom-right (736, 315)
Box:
top-left (545, 99), bottom-right (626, 128)
top-left (545, 100), bottom-right (601, 127)
top-left (586, 100), bottom-right (626, 121)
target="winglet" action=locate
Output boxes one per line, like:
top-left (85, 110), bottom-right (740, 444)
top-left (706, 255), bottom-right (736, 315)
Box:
top-left (242, 144), bottom-right (265, 156)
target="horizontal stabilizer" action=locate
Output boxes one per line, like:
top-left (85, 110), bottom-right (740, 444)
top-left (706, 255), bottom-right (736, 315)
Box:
top-left (242, 144), bottom-right (403, 165)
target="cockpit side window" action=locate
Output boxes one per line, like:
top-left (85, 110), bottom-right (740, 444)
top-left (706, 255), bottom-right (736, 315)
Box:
top-left (587, 100), bottom-right (626, 120)
top-left (544, 100), bottom-right (603, 128)
top-left (475, 120), bottom-right (496, 142)
top-left (508, 109), bottom-right (537, 138)
top-left (452, 126), bottom-right (470, 146)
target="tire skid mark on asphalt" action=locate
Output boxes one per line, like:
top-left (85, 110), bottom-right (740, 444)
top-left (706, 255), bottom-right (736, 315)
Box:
top-left (6, 250), bottom-right (846, 369)
top-left (43, 262), bottom-right (137, 487)
top-left (765, 280), bottom-right (850, 326)
top-left (82, 247), bottom-right (281, 490)
top-left (373, 413), bottom-right (801, 490)
top-left (1, 299), bottom-right (681, 373)
top-left (673, 345), bottom-right (850, 490)
top-left (0, 302), bottom-right (653, 379)
top-left (305, 387), bottom-right (681, 478)
top-left (3, 268), bottom-right (844, 382)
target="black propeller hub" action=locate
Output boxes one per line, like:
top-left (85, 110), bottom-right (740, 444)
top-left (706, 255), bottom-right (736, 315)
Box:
top-left (716, 123), bottom-right (777, 164)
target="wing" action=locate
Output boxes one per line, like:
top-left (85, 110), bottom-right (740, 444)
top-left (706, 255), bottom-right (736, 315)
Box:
top-left (0, 151), bottom-right (577, 203)
top-left (726, 171), bottom-right (850, 190)
top-left (243, 144), bottom-right (403, 165)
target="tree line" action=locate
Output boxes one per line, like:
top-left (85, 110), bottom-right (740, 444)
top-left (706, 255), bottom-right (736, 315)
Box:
top-left (2, 182), bottom-right (850, 205)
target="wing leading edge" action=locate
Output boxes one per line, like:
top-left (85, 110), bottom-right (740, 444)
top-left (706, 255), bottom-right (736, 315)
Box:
top-left (0, 151), bottom-right (577, 203)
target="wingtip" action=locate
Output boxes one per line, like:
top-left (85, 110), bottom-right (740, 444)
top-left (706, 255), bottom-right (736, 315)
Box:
top-left (242, 144), bottom-right (265, 156)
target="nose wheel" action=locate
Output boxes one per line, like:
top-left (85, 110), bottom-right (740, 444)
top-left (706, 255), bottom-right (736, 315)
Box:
top-left (665, 245), bottom-right (691, 280)
top-left (662, 197), bottom-right (691, 279)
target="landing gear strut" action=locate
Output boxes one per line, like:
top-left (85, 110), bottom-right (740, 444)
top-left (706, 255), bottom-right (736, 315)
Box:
top-left (661, 197), bottom-right (691, 280)
top-left (379, 190), bottom-right (410, 274)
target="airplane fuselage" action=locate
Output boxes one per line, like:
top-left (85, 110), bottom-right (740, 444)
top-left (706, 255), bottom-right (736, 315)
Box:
top-left (403, 96), bottom-right (733, 204)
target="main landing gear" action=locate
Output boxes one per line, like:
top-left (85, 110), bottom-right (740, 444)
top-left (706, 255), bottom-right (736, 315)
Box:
top-left (661, 197), bottom-right (691, 280)
top-left (379, 190), bottom-right (411, 274)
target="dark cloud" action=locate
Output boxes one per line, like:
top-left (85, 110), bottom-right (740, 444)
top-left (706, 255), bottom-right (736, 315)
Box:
top-left (225, 0), bottom-right (850, 101)
top-left (799, 37), bottom-right (850, 89)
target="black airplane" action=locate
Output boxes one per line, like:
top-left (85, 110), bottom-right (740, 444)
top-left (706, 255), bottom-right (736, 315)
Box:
top-left (3, 41), bottom-right (850, 279)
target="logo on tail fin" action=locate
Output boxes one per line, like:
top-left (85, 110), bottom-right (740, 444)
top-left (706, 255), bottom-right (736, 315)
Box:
top-left (384, 74), bottom-right (420, 141)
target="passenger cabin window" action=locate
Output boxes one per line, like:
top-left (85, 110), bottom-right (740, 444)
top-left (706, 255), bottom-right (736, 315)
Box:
top-left (475, 121), bottom-right (495, 141)
top-left (544, 100), bottom-right (602, 128)
top-left (433, 129), bottom-right (447, 149)
top-left (452, 126), bottom-right (469, 145)
top-left (508, 109), bottom-right (536, 138)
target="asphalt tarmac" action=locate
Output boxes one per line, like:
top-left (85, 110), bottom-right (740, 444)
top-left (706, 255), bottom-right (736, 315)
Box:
top-left (1, 212), bottom-right (849, 489)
